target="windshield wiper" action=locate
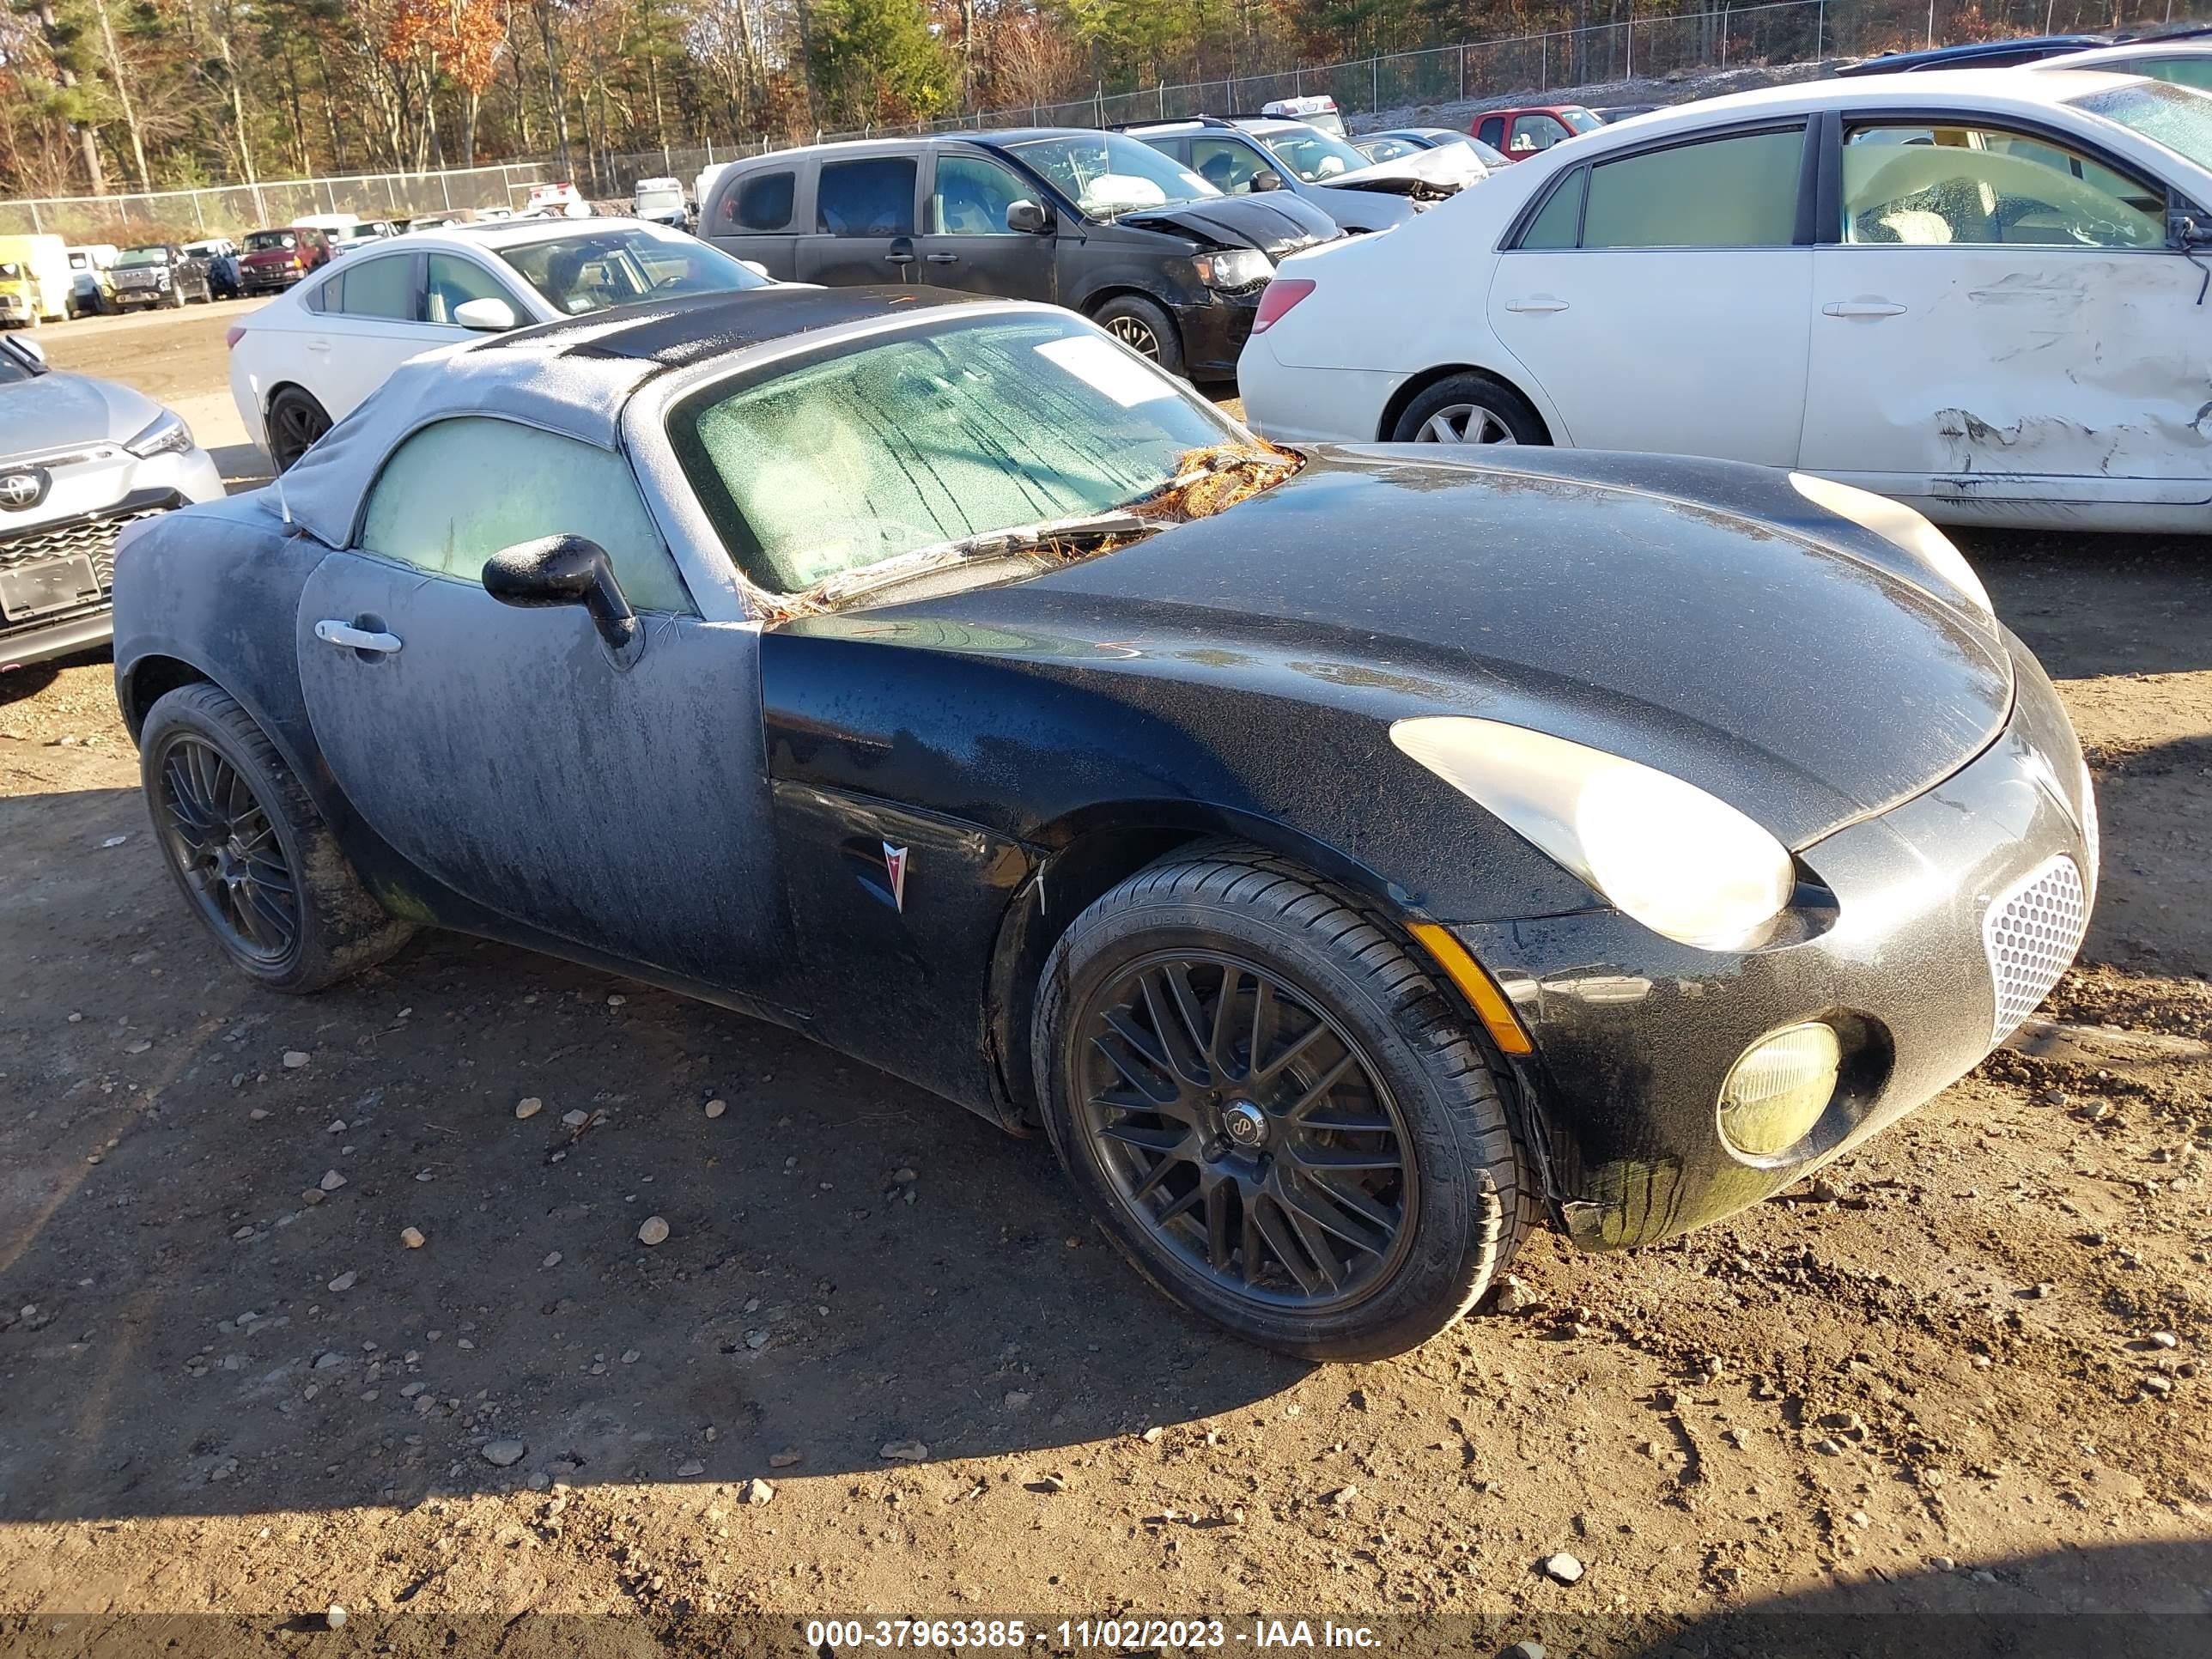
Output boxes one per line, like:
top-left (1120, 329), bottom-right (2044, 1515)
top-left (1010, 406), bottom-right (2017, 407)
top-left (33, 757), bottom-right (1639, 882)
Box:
top-left (811, 509), bottom-right (1160, 607)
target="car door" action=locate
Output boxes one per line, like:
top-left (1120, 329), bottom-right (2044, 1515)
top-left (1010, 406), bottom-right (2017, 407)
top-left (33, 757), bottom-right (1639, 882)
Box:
top-left (1800, 112), bottom-right (2212, 509)
top-left (913, 146), bottom-right (1058, 298)
top-left (706, 162), bottom-right (804, 278)
top-left (1486, 122), bottom-right (1815, 465)
top-left (291, 414), bottom-right (787, 991)
top-left (300, 252), bottom-right (438, 423)
top-left (794, 151), bottom-right (922, 286)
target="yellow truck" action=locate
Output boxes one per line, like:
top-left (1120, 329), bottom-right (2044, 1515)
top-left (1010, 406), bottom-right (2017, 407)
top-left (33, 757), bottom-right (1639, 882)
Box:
top-left (0, 234), bottom-right (71, 327)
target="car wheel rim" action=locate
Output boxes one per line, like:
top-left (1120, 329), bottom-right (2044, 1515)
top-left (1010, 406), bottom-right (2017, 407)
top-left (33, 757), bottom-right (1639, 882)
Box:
top-left (1105, 315), bottom-right (1161, 360)
top-left (1417, 403), bottom-right (1516, 445)
top-left (155, 735), bottom-right (300, 966)
top-left (271, 400), bottom-right (329, 469)
top-left (1074, 951), bottom-right (1416, 1314)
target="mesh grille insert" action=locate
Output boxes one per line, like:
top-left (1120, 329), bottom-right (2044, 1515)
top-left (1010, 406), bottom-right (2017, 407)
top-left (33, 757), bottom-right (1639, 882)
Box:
top-left (1983, 855), bottom-right (2087, 1042)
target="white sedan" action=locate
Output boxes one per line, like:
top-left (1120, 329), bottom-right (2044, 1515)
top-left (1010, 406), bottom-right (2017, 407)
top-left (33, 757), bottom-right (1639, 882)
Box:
top-left (228, 218), bottom-right (770, 471)
top-left (1239, 70), bottom-right (2212, 532)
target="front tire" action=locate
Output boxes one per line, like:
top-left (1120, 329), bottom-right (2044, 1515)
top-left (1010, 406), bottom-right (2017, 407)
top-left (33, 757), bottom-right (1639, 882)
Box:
top-left (1033, 845), bottom-right (1536, 1361)
top-left (142, 683), bottom-right (415, 994)
top-left (1392, 371), bottom-right (1547, 447)
top-left (1091, 294), bottom-right (1185, 379)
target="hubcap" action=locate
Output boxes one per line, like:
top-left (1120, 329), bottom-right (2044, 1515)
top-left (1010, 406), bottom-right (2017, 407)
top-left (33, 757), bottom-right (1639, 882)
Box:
top-left (1105, 315), bottom-right (1161, 360)
top-left (1073, 951), bottom-right (1415, 1313)
top-left (1415, 402), bottom-right (1516, 445)
top-left (155, 734), bottom-right (300, 965)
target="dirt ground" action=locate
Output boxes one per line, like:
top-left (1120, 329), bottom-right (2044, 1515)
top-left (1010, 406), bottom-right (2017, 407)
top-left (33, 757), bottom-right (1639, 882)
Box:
top-left (0, 305), bottom-right (2207, 1658)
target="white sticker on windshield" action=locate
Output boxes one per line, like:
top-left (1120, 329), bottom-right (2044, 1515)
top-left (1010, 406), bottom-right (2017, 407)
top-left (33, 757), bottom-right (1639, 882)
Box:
top-left (1035, 334), bottom-right (1176, 408)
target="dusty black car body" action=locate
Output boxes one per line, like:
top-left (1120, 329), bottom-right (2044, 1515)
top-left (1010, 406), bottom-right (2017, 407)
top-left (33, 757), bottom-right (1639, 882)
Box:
top-left (112, 290), bottom-right (2094, 1352)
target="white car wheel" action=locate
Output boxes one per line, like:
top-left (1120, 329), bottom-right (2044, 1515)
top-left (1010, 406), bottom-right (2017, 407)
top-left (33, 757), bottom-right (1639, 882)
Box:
top-left (1416, 404), bottom-right (1519, 445)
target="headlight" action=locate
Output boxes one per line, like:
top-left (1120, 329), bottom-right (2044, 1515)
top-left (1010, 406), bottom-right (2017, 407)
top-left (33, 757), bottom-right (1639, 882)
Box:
top-left (1717, 1023), bottom-right (1840, 1158)
top-left (1391, 716), bottom-right (1796, 950)
top-left (125, 411), bottom-right (194, 460)
top-left (1192, 249), bottom-right (1273, 290)
top-left (1789, 471), bottom-right (1991, 620)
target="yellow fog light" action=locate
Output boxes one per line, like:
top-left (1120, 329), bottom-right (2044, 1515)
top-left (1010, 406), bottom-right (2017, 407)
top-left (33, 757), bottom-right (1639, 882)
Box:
top-left (1717, 1023), bottom-right (1841, 1158)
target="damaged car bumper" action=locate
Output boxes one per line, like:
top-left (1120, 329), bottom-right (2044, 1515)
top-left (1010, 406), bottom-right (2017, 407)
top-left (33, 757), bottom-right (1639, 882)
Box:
top-left (1455, 638), bottom-right (2094, 1251)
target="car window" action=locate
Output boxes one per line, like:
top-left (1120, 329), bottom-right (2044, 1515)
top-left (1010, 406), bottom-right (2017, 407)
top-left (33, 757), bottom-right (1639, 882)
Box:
top-left (359, 417), bottom-right (691, 613)
top-left (670, 313), bottom-right (1243, 596)
top-left (1508, 115), bottom-right (1567, 155)
top-left (424, 253), bottom-right (522, 325)
top-left (326, 253), bottom-right (415, 319)
top-left (1841, 123), bottom-right (2163, 247)
top-left (2136, 54), bottom-right (2212, 90)
top-left (496, 228), bottom-right (765, 314)
top-left (929, 153), bottom-right (1031, 234)
top-left (1477, 117), bottom-right (1506, 148)
top-left (1578, 128), bottom-right (1803, 247)
top-left (1190, 136), bottom-right (1267, 194)
top-left (726, 168), bottom-right (795, 232)
top-left (1516, 167), bottom-right (1587, 248)
top-left (816, 156), bottom-right (916, 236)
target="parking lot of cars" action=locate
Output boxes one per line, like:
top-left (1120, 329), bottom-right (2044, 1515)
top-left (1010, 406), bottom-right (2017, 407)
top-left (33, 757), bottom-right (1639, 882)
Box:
top-left (1, 30), bottom-right (2209, 1639)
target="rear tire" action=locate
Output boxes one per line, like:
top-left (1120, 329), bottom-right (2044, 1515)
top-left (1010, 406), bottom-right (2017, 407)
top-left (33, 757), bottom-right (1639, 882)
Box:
top-left (141, 683), bottom-right (415, 994)
top-left (1091, 294), bottom-right (1185, 379)
top-left (266, 387), bottom-right (332, 471)
top-left (1391, 371), bottom-right (1547, 447)
top-left (1033, 844), bottom-right (1537, 1361)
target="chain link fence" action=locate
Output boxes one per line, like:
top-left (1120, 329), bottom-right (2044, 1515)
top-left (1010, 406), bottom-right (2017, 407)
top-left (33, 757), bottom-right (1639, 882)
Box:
top-left (9, 0), bottom-right (2209, 234)
top-left (0, 162), bottom-right (550, 242)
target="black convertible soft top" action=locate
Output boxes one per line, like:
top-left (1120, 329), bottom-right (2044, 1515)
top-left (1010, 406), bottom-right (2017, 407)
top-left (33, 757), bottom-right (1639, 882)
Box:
top-left (507, 285), bottom-right (993, 370)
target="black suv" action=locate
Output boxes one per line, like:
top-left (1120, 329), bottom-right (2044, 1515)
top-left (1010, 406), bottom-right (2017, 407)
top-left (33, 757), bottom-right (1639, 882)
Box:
top-left (700, 129), bottom-right (1339, 380)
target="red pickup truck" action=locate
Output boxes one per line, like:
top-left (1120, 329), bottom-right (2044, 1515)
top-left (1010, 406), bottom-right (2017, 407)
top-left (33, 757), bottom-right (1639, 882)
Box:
top-left (1468, 105), bottom-right (1602, 161)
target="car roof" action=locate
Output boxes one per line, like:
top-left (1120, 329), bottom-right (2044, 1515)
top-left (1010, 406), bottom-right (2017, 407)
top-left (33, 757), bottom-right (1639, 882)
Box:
top-left (2039, 39), bottom-right (2212, 64)
top-left (716, 128), bottom-right (1121, 167)
top-left (378, 216), bottom-right (685, 253)
top-left (1541, 65), bottom-right (2149, 139)
top-left (270, 287), bottom-right (1001, 550)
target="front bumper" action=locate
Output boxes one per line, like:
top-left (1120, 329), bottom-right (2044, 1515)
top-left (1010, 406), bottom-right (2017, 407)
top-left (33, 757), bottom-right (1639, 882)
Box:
top-left (0, 448), bottom-right (226, 670)
top-left (240, 268), bottom-right (304, 293)
top-left (112, 282), bottom-right (169, 307)
top-left (1455, 639), bottom-right (2094, 1251)
top-left (1172, 288), bottom-right (1267, 382)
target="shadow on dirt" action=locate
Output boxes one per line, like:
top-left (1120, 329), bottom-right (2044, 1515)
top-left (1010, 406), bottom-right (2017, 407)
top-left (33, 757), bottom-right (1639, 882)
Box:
top-left (1964, 528), bottom-right (2210, 681)
top-left (0, 781), bottom-right (1304, 1525)
top-left (1608, 1537), bottom-right (2211, 1658)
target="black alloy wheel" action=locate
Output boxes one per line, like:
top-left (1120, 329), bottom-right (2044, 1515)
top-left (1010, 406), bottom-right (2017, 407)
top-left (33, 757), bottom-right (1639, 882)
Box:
top-left (266, 388), bottom-right (332, 471)
top-left (1035, 845), bottom-right (1535, 1360)
top-left (154, 732), bottom-right (300, 966)
top-left (1074, 951), bottom-right (1416, 1311)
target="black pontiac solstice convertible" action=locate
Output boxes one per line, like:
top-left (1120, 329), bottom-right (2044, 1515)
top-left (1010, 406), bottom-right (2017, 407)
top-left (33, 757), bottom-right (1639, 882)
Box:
top-left (113, 289), bottom-right (2095, 1359)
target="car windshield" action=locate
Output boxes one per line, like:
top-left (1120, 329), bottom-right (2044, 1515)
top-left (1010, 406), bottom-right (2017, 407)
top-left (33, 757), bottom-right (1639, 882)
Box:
top-left (0, 349), bottom-right (36, 384)
top-left (497, 228), bottom-right (766, 315)
top-left (1255, 124), bottom-right (1378, 181)
top-left (1469, 136), bottom-right (1511, 167)
top-left (0, 263), bottom-right (22, 280)
top-left (2069, 78), bottom-right (2212, 170)
top-left (1004, 132), bottom-right (1219, 219)
top-left (245, 231), bottom-right (296, 252)
top-left (636, 187), bottom-right (684, 211)
top-left (116, 247), bottom-right (168, 268)
top-left (1360, 137), bottom-right (1424, 162)
top-left (1560, 108), bottom-right (1603, 133)
top-left (671, 312), bottom-right (1279, 599)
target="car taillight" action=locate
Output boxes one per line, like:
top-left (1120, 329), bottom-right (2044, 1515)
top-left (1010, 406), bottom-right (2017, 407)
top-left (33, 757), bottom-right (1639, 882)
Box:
top-left (224, 326), bottom-right (245, 349)
top-left (1251, 277), bottom-right (1316, 335)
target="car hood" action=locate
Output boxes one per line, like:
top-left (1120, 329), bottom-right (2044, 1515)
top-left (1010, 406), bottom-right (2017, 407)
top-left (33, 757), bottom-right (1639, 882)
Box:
top-left (1117, 193), bottom-right (1338, 256)
top-left (883, 450), bottom-right (2014, 849)
top-left (1322, 144), bottom-right (1486, 197)
top-left (0, 371), bottom-right (158, 457)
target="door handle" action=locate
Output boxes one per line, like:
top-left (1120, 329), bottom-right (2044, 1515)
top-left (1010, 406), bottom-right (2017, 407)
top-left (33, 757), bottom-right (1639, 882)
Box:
top-left (883, 251), bottom-right (915, 264)
top-left (924, 252), bottom-right (960, 264)
top-left (314, 619), bottom-right (403, 654)
top-left (1502, 295), bottom-right (1569, 313)
top-left (1821, 300), bottom-right (1906, 318)
top-left (305, 338), bottom-right (331, 351)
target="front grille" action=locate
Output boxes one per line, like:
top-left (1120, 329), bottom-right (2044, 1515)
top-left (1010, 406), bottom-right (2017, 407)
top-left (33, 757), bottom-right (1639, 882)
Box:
top-left (0, 501), bottom-right (173, 592)
top-left (1983, 855), bottom-right (2087, 1042)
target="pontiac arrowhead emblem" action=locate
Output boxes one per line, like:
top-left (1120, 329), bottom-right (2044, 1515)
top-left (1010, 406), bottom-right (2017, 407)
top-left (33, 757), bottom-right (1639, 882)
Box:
top-left (882, 842), bottom-right (908, 913)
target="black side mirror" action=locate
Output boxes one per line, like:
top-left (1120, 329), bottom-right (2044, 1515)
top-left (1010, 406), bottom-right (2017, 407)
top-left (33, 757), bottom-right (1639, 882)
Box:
top-left (483, 534), bottom-right (640, 658)
top-left (1251, 169), bottom-right (1285, 193)
top-left (1006, 198), bottom-right (1052, 234)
